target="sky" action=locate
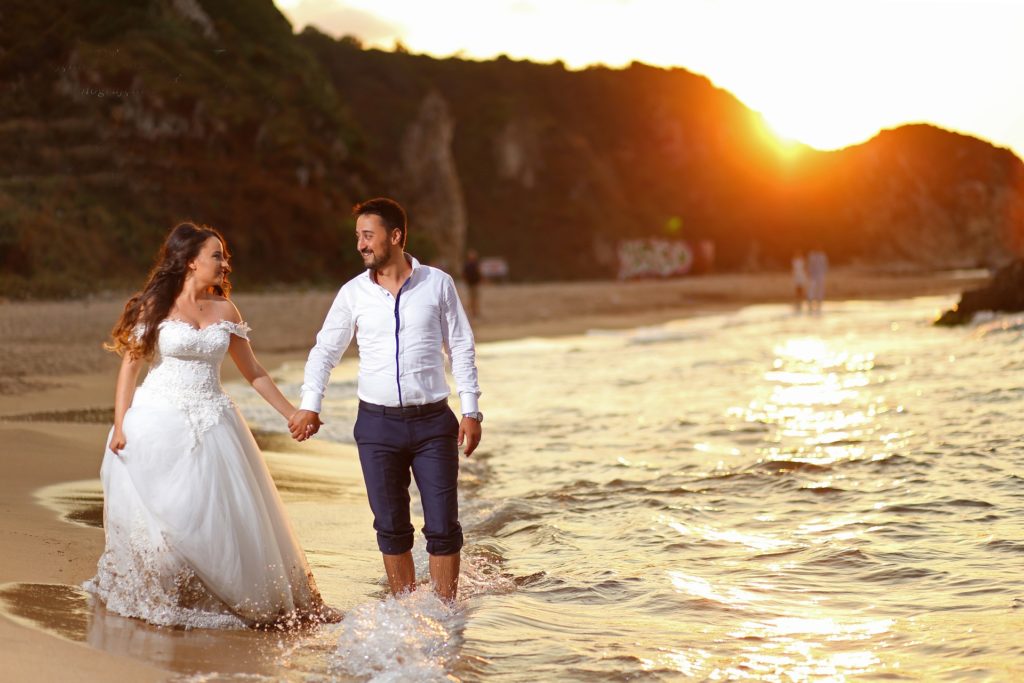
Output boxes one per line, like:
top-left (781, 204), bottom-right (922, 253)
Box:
top-left (274, 0), bottom-right (1024, 158)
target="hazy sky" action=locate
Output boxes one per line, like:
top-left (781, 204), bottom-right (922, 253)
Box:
top-left (275, 0), bottom-right (1024, 158)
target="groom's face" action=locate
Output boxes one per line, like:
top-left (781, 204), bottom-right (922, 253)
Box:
top-left (356, 214), bottom-right (398, 270)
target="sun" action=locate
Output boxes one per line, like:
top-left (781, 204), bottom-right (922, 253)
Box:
top-left (749, 110), bottom-right (809, 160)
top-left (759, 105), bottom-right (877, 152)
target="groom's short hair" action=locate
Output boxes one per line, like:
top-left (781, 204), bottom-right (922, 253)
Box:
top-left (353, 198), bottom-right (407, 248)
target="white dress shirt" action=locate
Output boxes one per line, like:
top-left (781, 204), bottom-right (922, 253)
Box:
top-left (300, 256), bottom-right (481, 415)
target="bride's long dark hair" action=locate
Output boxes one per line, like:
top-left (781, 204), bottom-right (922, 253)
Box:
top-left (107, 222), bottom-right (232, 359)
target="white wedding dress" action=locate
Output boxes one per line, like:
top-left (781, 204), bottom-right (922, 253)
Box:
top-left (84, 318), bottom-right (328, 629)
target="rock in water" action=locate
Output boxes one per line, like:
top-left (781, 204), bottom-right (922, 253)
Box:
top-left (935, 260), bottom-right (1024, 326)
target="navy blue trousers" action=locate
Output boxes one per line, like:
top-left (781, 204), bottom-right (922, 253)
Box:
top-left (353, 401), bottom-right (463, 556)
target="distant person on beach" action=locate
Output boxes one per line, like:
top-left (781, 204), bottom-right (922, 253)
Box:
top-left (86, 222), bottom-right (338, 628)
top-left (791, 251), bottom-right (808, 313)
top-left (807, 248), bottom-right (829, 313)
top-left (463, 248), bottom-right (483, 318)
top-left (290, 197), bottom-right (482, 602)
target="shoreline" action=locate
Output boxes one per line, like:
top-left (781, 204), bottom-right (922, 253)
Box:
top-left (0, 268), bottom-right (985, 389)
top-left (0, 269), bottom-right (985, 680)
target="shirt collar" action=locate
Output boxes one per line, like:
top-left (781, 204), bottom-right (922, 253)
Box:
top-left (364, 253), bottom-right (421, 283)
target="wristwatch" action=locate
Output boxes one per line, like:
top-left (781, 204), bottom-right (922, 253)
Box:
top-left (463, 411), bottom-right (484, 423)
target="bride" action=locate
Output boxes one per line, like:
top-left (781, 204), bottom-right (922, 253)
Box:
top-left (84, 222), bottom-right (337, 629)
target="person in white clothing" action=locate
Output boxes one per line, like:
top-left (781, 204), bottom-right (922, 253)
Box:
top-left (86, 222), bottom-right (337, 629)
top-left (792, 251), bottom-right (808, 313)
top-left (289, 197), bottom-right (482, 601)
top-left (807, 248), bottom-right (829, 314)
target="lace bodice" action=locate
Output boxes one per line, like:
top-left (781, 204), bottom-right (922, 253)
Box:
top-left (138, 319), bottom-right (251, 449)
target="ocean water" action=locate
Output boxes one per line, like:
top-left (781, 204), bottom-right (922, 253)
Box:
top-left (262, 295), bottom-right (1024, 682)
top-left (17, 296), bottom-right (1024, 681)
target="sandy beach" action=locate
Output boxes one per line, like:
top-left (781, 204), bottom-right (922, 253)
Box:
top-left (0, 269), bottom-right (985, 681)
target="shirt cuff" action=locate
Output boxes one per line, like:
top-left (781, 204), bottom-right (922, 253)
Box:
top-left (300, 392), bottom-right (323, 414)
top-left (459, 392), bottom-right (479, 415)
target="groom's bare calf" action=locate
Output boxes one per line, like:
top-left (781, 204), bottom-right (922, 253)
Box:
top-left (430, 552), bottom-right (460, 601)
top-left (382, 550), bottom-right (461, 601)
top-left (383, 551), bottom-right (416, 595)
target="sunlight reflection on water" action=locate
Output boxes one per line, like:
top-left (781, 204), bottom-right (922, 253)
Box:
top-left (424, 298), bottom-right (1024, 681)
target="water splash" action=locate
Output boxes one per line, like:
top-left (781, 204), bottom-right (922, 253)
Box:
top-left (326, 548), bottom-right (517, 681)
top-left (329, 590), bottom-right (463, 682)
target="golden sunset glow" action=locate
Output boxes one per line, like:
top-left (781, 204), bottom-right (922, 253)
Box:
top-left (277, 0), bottom-right (1024, 157)
top-left (760, 107), bottom-right (878, 153)
top-left (753, 114), bottom-right (807, 160)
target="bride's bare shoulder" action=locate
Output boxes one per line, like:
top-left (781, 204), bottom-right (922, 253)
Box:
top-left (207, 296), bottom-right (242, 324)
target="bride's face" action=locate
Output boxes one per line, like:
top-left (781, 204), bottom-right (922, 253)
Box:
top-left (189, 237), bottom-right (230, 288)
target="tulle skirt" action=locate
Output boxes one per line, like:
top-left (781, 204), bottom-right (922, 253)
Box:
top-left (84, 386), bottom-right (328, 629)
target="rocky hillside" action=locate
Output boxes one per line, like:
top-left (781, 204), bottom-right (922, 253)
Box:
top-left (0, 0), bottom-right (367, 296)
top-left (301, 33), bottom-right (1024, 278)
top-left (790, 125), bottom-right (1024, 269)
top-left (1, 0), bottom-right (1022, 295)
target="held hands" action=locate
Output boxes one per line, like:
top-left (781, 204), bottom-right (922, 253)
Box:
top-left (288, 409), bottom-right (323, 442)
top-left (459, 416), bottom-right (482, 457)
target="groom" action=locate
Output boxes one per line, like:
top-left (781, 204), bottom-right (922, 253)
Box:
top-left (289, 197), bottom-right (482, 601)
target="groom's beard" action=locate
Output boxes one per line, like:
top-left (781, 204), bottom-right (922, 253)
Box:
top-left (362, 247), bottom-right (394, 271)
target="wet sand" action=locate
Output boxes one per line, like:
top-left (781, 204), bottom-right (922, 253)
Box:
top-left (0, 269), bottom-right (984, 680)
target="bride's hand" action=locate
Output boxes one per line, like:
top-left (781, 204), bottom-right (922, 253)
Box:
top-left (109, 427), bottom-right (127, 455)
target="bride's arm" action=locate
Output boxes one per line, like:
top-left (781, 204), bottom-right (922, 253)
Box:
top-left (218, 301), bottom-right (296, 420)
top-left (228, 337), bottom-right (296, 420)
top-left (109, 353), bottom-right (143, 454)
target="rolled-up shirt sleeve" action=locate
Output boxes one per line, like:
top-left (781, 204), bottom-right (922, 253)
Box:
top-left (300, 285), bottom-right (355, 413)
top-left (440, 274), bottom-right (481, 414)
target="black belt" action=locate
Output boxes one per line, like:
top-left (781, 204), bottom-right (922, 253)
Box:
top-left (358, 398), bottom-right (448, 417)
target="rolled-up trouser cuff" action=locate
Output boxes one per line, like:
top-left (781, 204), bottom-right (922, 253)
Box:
top-left (377, 530), bottom-right (415, 555)
top-left (425, 529), bottom-right (464, 556)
